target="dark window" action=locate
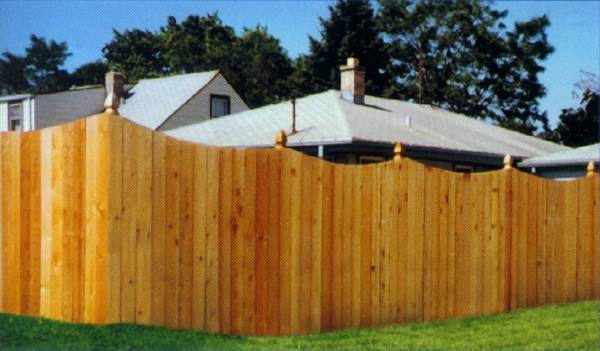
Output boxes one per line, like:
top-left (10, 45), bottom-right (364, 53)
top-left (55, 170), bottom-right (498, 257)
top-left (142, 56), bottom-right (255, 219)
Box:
top-left (454, 165), bottom-right (474, 173)
top-left (8, 103), bottom-right (23, 131)
top-left (359, 155), bottom-right (386, 164)
top-left (210, 95), bottom-right (230, 118)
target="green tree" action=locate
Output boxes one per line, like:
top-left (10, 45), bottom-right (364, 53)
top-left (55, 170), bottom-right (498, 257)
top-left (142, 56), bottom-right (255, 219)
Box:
top-left (555, 84), bottom-right (599, 147)
top-left (0, 34), bottom-right (72, 94)
top-left (103, 14), bottom-right (293, 107)
top-left (378, 0), bottom-right (554, 135)
top-left (235, 26), bottom-right (294, 106)
top-left (160, 14), bottom-right (238, 74)
top-left (292, 0), bottom-right (389, 96)
top-left (102, 29), bottom-right (167, 81)
top-left (0, 53), bottom-right (29, 94)
top-left (72, 60), bottom-right (109, 86)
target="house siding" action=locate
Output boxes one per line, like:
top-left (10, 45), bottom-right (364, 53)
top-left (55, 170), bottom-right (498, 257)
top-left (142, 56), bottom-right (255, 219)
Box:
top-left (158, 73), bottom-right (248, 131)
top-left (34, 87), bottom-right (105, 129)
top-left (0, 102), bottom-right (8, 131)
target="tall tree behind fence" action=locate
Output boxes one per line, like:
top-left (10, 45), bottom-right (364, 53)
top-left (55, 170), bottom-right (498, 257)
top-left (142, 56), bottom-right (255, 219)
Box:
top-left (0, 113), bottom-right (598, 336)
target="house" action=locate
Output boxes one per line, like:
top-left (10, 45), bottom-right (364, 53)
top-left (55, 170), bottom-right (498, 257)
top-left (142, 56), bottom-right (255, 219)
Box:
top-left (0, 70), bottom-right (248, 132)
top-left (518, 143), bottom-right (598, 179)
top-left (166, 58), bottom-right (567, 171)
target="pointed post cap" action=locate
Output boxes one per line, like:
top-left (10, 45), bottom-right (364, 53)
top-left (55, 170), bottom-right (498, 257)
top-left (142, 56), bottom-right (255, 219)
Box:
top-left (587, 161), bottom-right (596, 176)
top-left (394, 143), bottom-right (403, 161)
top-left (104, 71), bottom-right (124, 114)
top-left (503, 154), bottom-right (512, 169)
top-left (275, 130), bottom-right (287, 150)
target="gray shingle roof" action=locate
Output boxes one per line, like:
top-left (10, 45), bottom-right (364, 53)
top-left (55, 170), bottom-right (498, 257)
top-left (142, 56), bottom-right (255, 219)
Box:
top-left (519, 143), bottom-right (599, 168)
top-left (165, 90), bottom-right (567, 158)
top-left (119, 70), bottom-right (218, 130)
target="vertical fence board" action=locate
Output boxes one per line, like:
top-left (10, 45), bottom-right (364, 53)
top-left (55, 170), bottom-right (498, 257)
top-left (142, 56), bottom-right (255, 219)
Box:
top-left (242, 150), bottom-right (256, 334)
top-left (310, 159), bottom-right (323, 332)
top-left (254, 150), bottom-right (269, 335)
top-left (299, 155), bottom-right (313, 333)
top-left (278, 149), bottom-right (292, 335)
top-left (120, 123), bottom-right (138, 323)
top-left (205, 147), bottom-right (220, 332)
top-left (150, 134), bottom-right (166, 325)
top-left (39, 129), bottom-right (52, 317)
top-left (178, 143), bottom-right (194, 328)
top-left (351, 165), bottom-right (362, 327)
top-left (320, 161), bottom-right (333, 332)
top-left (164, 137), bottom-right (180, 328)
top-left (230, 149), bottom-right (245, 334)
top-left (218, 148), bottom-right (232, 333)
top-left (266, 150), bottom-right (281, 335)
top-left (331, 164), bottom-right (343, 330)
top-left (192, 145), bottom-right (207, 330)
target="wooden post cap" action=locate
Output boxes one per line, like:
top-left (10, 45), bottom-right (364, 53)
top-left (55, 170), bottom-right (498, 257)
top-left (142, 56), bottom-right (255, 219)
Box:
top-left (275, 130), bottom-right (287, 149)
top-left (394, 143), bottom-right (403, 161)
top-left (587, 161), bottom-right (596, 176)
top-left (104, 71), bottom-right (123, 115)
top-left (503, 154), bottom-right (512, 169)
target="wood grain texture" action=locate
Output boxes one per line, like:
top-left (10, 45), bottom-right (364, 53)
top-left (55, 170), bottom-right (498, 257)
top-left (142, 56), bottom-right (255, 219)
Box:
top-left (1, 114), bottom-right (598, 336)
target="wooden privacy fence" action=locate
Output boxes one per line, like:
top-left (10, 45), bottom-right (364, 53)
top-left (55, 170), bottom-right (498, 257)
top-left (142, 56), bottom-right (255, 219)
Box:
top-left (0, 112), bottom-right (598, 336)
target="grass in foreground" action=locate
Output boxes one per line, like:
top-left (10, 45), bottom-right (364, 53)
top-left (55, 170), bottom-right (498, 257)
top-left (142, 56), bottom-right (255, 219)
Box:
top-left (1, 301), bottom-right (598, 350)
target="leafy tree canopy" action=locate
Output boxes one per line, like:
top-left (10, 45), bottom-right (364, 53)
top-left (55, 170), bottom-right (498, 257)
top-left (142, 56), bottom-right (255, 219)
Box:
top-left (102, 13), bottom-right (293, 108)
top-left (378, 0), bottom-right (554, 135)
top-left (102, 28), bottom-right (167, 81)
top-left (554, 73), bottom-right (599, 147)
top-left (0, 35), bottom-right (72, 94)
top-left (292, 0), bottom-right (389, 97)
top-left (71, 60), bottom-right (109, 86)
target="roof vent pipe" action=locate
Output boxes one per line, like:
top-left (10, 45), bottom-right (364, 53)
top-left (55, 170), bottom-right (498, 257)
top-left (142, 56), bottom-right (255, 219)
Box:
top-left (404, 116), bottom-right (412, 128)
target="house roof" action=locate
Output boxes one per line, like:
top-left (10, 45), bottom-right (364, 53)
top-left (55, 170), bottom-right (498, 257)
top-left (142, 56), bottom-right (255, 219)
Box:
top-left (0, 94), bottom-right (33, 103)
top-left (519, 143), bottom-right (599, 168)
top-left (119, 70), bottom-right (219, 130)
top-left (165, 90), bottom-right (567, 159)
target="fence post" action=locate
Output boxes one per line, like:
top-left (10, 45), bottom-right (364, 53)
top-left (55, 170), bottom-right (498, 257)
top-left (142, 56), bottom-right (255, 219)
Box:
top-left (104, 71), bottom-right (124, 115)
top-left (587, 161), bottom-right (596, 176)
top-left (503, 154), bottom-right (512, 170)
top-left (394, 143), bottom-right (403, 161)
top-left (275, 130), bottom-right (287, 150)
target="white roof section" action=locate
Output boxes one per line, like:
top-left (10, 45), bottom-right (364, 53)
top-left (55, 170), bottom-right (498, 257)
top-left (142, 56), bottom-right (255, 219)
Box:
top-left (165, 90), bottom-right (567, 158)
top-left (519, 143), bottom-right (599, 168)
top-left (119, 70), bottom-right (219, 130)
top-left (0, 93), bottom-right (33, 102)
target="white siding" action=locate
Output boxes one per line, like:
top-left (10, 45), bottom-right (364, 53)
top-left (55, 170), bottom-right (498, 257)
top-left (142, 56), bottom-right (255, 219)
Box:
top-left (0, 102), bottom-right (8, 131)
top-left (22, 98), bottom-right (33, 131)
top-left (158, 73), bottom-right (248, 131)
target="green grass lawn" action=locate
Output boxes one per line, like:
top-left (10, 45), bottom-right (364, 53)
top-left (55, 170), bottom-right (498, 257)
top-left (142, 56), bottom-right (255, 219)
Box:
top-left (1, 301), bottom-right (598, 350)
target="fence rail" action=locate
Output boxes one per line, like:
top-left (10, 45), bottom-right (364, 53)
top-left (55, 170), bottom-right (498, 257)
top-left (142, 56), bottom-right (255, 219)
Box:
top-left (0, 113), bottom-right (598, 335)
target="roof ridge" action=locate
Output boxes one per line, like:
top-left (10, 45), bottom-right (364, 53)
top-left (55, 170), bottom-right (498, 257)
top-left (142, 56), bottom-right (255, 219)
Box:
top-left (330, 91), bottom-right (365, 143)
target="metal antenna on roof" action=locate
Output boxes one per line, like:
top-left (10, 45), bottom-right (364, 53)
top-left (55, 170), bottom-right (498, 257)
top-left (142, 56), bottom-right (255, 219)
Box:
top-left (291, 96), bottom-right (297, 134)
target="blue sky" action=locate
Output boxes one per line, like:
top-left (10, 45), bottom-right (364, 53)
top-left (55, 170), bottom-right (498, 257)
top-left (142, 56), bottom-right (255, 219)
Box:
top-left (0, 1), bottom-right (598, 127)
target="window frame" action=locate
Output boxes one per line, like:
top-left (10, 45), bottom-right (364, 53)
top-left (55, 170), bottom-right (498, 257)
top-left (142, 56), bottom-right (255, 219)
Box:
top-left (209, 94), bottom-right (231, 119)
top-left (8, 102), bottom-right (23, 131)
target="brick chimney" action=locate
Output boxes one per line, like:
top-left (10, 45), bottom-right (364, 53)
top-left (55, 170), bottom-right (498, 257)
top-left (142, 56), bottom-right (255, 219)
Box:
top-left (339, 57), bottom-right (365, 104)
top-left (104, 71), bottom-right (124, 114)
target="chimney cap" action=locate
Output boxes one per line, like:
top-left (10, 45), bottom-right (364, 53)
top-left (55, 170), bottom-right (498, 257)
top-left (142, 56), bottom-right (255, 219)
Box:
top-left (340, 57), bottom-right (361, 71)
